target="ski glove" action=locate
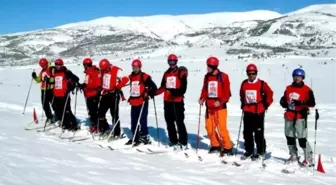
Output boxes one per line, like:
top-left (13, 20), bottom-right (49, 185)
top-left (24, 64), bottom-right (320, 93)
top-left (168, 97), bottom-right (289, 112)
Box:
top-left (32, 72), bottom-right (37, 79)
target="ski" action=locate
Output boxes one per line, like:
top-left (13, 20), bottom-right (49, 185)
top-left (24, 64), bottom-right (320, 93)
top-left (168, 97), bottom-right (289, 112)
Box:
top-left (69, 137), bottom-right (91, 142)
top-left (281, 169), bottom-right (295, 174)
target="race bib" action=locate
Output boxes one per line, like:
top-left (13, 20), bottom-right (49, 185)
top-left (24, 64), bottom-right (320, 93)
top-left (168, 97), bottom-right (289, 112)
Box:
top-left (208, 81), bottom-right (218, 98)
top-left (55, 76), bottom-right (63, 89)
top-left (84, 74), bottom-right (89, 84)
top-left (102, 74), bottom-right (111, 89)
top-left (166, 76), bottom-right (176, 89)
top-left (289, 92), bottom-right (300, 101)
top-left (288, 92), bottom-right (300, 110)
top-left (130, 81), bottom-right (140, 97)
top-left (245, 90), bottom-right (257, 104)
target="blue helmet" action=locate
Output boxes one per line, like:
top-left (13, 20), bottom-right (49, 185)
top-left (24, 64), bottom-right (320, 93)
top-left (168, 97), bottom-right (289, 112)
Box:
top-left (292, 68), bottom-right (305, 79)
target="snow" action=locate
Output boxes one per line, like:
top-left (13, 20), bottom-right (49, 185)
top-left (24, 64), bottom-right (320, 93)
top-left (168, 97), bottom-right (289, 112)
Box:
top-left (0, 51), bottom-right (335, 184)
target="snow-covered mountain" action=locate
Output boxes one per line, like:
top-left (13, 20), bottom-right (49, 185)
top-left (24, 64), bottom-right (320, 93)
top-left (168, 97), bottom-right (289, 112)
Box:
top-left (0, 4), bottom-right (335, 66)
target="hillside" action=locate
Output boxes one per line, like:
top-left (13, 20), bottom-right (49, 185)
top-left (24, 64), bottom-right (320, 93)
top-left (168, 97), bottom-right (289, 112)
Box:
top-left (0, 4), bottom-right (335, 66)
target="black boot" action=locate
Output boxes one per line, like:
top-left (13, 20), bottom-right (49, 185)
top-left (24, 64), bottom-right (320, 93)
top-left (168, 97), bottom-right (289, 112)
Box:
top-left (139, 135), bottom-right (151, 145)
top-left (241, 152), bottom-right (253, 160)
top-left (208, 146), bottom-right (221, 154)
top-left (220, 148), bottom-right (233, 157)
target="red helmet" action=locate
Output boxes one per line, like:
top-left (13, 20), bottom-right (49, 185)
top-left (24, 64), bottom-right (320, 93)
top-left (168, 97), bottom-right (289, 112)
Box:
top-left (39, 58), bottom-right (48, 68)
top-left (206, 56), bottom-right (219, 66)
top-left (55, 59), bottom-right (64, 66)
top-left (168, 54), bottom-right (178, 61)
top-left (132, 59), bottom-right (142, 67)
top-left (246, 64), bottom-right (258, 72)
top-left (99, 59), bottom-right (110, 70)
top-left (83, 58), bottom-right (92, 65)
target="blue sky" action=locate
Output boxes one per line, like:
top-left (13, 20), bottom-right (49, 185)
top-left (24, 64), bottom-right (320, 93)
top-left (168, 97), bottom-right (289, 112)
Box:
top-left (0, 0), bottom-right (335, 34)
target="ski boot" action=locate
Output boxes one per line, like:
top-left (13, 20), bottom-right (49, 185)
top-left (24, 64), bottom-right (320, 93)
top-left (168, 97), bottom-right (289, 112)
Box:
top-left (241, 152), bottom-right (253, 160)
top-left (220, 148), bottom-right (233, 157)
top-left (139, 135), bottom-right (151, 145)
top-left (208, 146), bottom-right (221, 154)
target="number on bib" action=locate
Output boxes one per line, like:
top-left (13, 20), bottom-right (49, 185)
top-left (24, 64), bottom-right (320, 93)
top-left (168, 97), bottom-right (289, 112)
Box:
top-left (289, 92), bottom-right (300, 101)
top-left (102, 74), bottom-right (111, 89)
top-left (208, 81), bottom-right (218, 98)
top-left (166, 76), bottom-right (176, 89)
top-left (245, 90), bottom-right (257, 104)
top-left (55, 76), bottom-right (63, 89)
top-left (130, 81), bottom-right (140, 97)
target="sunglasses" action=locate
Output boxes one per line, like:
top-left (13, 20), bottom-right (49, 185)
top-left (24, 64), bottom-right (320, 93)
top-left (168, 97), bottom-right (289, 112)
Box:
top-left (168, 60), bottom-right (177, 65)
top-left (247, 73), bottom-right (257, 76)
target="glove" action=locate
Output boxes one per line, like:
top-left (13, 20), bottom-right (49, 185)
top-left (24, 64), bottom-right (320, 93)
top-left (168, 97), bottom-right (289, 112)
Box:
top-left (32, 72), bottom-right (37, 79)
top-left (199, 99), bottom-right (205, 106)
top-left (241, 104), bottom-right (244, 109)
top-left (43, 75), bottom-right (49, 82)
top-left (78, 83), bottom-right (87, 90)
top-left (213, 101), bottom-right (221, 107)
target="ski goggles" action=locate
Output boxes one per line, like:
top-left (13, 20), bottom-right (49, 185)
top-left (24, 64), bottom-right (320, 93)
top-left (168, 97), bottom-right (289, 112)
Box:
top-left (168, 60), bottom-right (177, 65)
top-left (247, 72), bottom-right (257, 76)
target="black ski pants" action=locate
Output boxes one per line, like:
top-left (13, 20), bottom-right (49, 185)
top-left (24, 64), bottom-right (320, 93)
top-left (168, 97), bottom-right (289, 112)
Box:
top-left (41, 89), bottom-right (54, 120)
top-left (54, 95), bottom-right (77, 129)
top-left (164, 101), bottom-right (188, 145)
top-left (97, 92), bottom-right (120, 135)
top-left (86, 95), bottom-right (100, 127)
top-left (243, 111), bottom-right (266, 154)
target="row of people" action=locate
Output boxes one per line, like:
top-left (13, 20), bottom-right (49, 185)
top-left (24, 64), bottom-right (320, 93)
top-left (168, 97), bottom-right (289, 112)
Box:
top-left (32, 54), bottom-right (316, 166)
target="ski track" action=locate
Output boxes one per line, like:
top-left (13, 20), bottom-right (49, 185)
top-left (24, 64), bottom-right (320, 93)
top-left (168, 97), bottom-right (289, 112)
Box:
top-left (0, 58), bottom-right (335, 185)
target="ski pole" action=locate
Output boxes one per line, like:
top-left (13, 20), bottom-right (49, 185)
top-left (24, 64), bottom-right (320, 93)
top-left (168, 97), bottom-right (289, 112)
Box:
top-left (41, 80), bottom-right (48, 119)
top-left (131, 101), bottom-right (146, 145)
top-left (106, 103), bottom-right (130, 141)
top-left (313, 109), bottom-right (319, 175)
top-left (23, 77), bottom-right (34, 114)
top-left (74, 88), bottom-right (78, 117)
top-left (235, 111), bottom-right (244, 155)
top-left (196, 104), bottom-right (202, 154)
top-left (152, 97), bottom-right (160, 146)
top-left (60, 93), bottom-right (71, 135)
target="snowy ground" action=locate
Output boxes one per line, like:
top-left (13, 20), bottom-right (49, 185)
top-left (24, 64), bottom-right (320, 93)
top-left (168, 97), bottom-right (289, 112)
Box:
top-left (0, 54), bottom-right (335, 185)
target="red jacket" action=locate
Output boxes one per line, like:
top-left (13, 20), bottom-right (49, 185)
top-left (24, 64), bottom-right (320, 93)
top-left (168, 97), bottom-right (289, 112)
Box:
top-left (240, 79), bottom-right (273, 114)
top-left (280, 82), bottom-right (315, 120)
top-left (53, 67), bottom-right (79, 97)
top-left (101, 66), bottom-right (129, 93)
top-left (199, 70), bottom-right (231, 110)
top-left (83, 66), bottom-right (101, 98)
top-left (156, 67), bottom-right (187, 102)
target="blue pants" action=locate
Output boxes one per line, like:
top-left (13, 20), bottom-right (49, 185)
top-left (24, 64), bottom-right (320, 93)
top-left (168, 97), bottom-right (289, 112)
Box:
top-left (131, 101), bottom-right (149, 137)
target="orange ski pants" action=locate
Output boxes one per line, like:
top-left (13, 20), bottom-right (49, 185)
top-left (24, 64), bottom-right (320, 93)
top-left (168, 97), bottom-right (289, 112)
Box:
top-left (205, 109), bottom-right (232, 149)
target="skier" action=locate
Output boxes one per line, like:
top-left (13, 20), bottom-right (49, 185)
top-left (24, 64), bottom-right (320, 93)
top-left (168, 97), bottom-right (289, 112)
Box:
top-left (199, 56), bottom-right (233, 156)
top-left (125, 59), bottom-right (157, 146)
top-left (280, 68), bottom-right (316, 166)
top-left (97, 59), bottom-right (129, 138)
top-left (156, 54), bottom-right (188, 149)
top-left (52, 59), bottom-right (80, 131)
top-left (78, 58), bottom-right (102, 133)
top-left (31, 58), bottom-right (56, 124)
top-left (239, 63), bottom-right (273, 160)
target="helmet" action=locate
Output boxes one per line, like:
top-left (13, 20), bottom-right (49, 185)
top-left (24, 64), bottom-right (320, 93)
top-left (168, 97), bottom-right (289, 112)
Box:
top-left (132, 59), bottom-right (142, 67)
top-left (246, 64), bottom-right (258, 72)
top-left (99, 59), bottom-right (110, 70)
top-left (83, 58), bottom-right (92, 65)
top-left (292, 68), bottom-right (305, 79)
top-left (39, 58), bottom-right (48, 68)
top-left (206, 56), bottom-right (219, 66)
top-left (55, 59), bottom-right (64, 66)
top-left (168, 54), bottom-right (178, 61)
